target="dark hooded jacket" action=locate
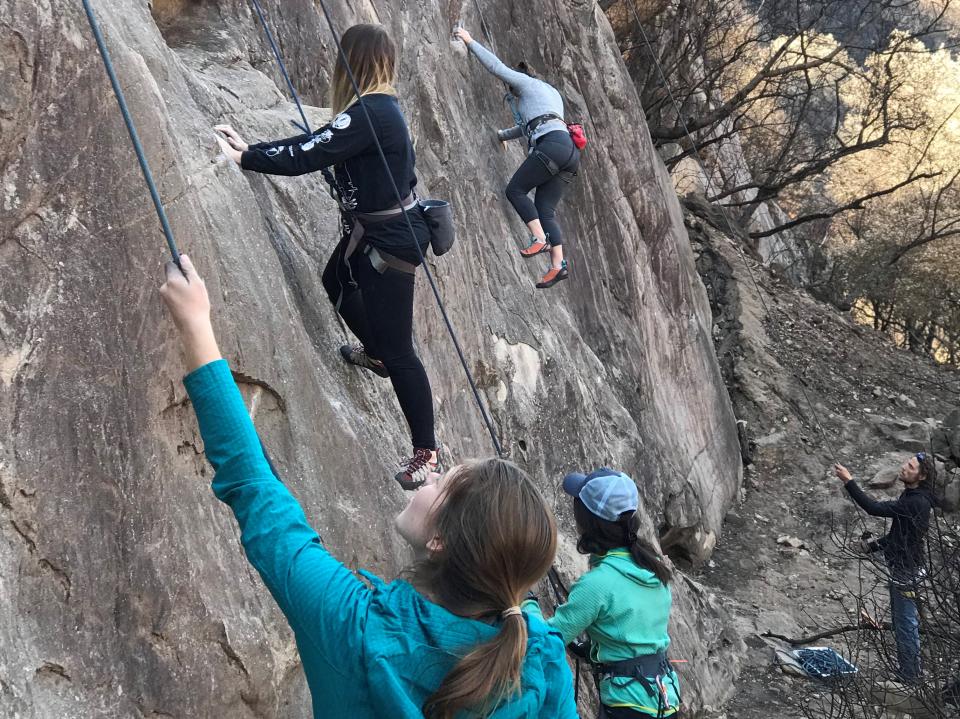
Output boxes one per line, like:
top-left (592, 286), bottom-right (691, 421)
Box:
top-left (845, 480), bottom-right (937, 580)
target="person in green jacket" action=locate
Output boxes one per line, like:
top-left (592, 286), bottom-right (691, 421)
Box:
top-left (526, 468), bottom-right (681, 719)
top-left (159, 254), bottom-right (578, 719)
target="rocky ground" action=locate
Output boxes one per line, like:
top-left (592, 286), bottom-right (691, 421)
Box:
top-left (687, 213), bottom-right (960, 718)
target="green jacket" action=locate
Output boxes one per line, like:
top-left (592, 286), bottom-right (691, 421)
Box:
top-left (184, 360), bottom-right (578, 718)
top-left (527, 550), bottom-right (680, 716)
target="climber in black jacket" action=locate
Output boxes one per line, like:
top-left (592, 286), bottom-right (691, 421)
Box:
top-left (835, 452), bottom-right (938, 682)
top-left (214, 24), bottom-right (439, 490)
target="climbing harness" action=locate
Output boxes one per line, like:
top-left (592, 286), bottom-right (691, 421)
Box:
top-left (504, 100), bottom-right (579, 181)
top-left (526, 112), bottom-right (563, 137)
top-left (533, 146), bottom-right (579, 184)
top-left (595, 651), bottom-right (679, 719)
top-left (344, 194), bottom-right (420, 276)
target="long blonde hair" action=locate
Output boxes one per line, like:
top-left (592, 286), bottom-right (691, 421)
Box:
top-left (410, 459), bottom-right (558, 718)
top-left (330, 24), bottom-right (397, 115)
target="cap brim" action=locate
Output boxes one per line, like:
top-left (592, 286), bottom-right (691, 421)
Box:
top-left (562, 472), bottom-right (588, 497)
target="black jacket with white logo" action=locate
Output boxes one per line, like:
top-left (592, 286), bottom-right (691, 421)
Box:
top-left (242, 93), bottom-right (417, 212)
top-left (241, 94), bottom-right (428, 262)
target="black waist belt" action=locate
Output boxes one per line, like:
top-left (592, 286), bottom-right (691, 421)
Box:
top-left (526, 112), bottom-right (563, 136)
top-left (344, 194), bottom-right (418, 275)
top-left (597, 650), bottom-right (673, 719)
top-left (598, 650), bottom-right (670, 681)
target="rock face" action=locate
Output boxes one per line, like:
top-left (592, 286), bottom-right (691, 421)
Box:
top-left (0, 0), bottom-right (743, 716)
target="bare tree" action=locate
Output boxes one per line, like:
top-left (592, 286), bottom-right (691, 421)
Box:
top-left (605, 0), bottom-right (958, 238)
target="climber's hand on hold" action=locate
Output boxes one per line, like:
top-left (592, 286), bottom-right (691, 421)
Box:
top-left (454, 27), bottom-right (473, 45)
top-left (215, 134), bottom-right (243, 166)
top-left (160, 254), bottom-right (221, 372)
top-left (834, 464), bottom-right (853, 484)
top-left (214, 124), bottom-right (249, 152)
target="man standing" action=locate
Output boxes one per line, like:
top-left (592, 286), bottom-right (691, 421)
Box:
top-left (835, 453), bottom-right (938, 683)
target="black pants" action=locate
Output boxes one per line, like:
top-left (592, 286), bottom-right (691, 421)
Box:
top-left (321, 233), bottom-right (436, 451)
top-left (505, 130), bottom-right (580, 246)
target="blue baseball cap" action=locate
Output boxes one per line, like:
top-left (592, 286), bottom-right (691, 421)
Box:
top-left (562, 467), bottom-right (639, 522)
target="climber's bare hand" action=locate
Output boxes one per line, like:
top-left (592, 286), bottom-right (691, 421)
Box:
top-left (214, 124), bottom-right (249, 152)
top-left (454, 28), bottom-right (473, 45)
top-left (160, 254), bottom-right (221, 371)
top-left (834, 463), bottom-right (852, 484)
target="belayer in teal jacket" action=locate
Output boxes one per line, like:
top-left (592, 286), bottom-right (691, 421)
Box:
top-left (160, 254), bottom-right (578, 719)
top-left (526, 469), bottom-right (681, 718)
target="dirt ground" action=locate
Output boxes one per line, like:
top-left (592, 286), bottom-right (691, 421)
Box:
top-left (688, 217), bottom-right (960, 719)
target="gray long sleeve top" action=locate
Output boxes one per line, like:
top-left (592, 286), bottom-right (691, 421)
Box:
top-left (467, 40), bottom-right (567, 143)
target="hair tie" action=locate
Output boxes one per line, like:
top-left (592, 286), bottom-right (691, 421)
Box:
top-left (501, 606), bottom-right (523, 619)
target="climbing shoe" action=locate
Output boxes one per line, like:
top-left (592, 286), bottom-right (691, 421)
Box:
top-left (395, 448), bottom-right (442, 490)
top-left (339, 344), bottom-right (389, 379)
top-left (536, 261), bottom-right (568, 289)
top-left (519, 236), bottom-right (551, 258)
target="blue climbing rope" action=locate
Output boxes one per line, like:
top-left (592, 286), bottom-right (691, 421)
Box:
top-left (247, 0), bottom-right (342, 200)
top-left (82, 0), bottom-right (180, 265)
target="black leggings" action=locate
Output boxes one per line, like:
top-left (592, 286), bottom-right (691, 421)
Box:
top-left (321, 233), bottom-right (436, 451)
top-left (505, 130), bottom-right (580, 247)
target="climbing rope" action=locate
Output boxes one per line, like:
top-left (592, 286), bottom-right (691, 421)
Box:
top-left (247, 0), bottom-right (343, 202)
top-left (470, 0), bottom-right (498, 54)
top-left (82, 0), bottom-right (180, 266)
top-left (249, 0), bottom-right (310, 133)
top-left (623, 0), bottom-right (872, 533)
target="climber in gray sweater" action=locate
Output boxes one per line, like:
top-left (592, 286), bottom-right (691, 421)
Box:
top-left (455, 28), bottom-right (581, 289)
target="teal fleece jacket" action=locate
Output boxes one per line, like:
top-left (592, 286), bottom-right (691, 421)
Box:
top-left (184, 359), bottom-right (578, 718)
top-left (527, 550), bottom-right (680, 716)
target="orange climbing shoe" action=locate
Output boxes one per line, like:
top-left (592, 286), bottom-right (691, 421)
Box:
top-left (520, 237), bottom-right (550, 258)
top-left (536, 261), bottom-right (568, 289)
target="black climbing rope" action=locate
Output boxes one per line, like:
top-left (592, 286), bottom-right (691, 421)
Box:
top-left (82, 0), bottom-right (180, 266)
top-left (623, 0), bottom-right (872, 533)
top-left (310, 0), bottom-right (505, 457)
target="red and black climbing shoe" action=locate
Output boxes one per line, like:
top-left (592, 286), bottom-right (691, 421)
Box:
top-left (536, 260), bottom-right (569, 289)
top-left (519, 236), bottom-right (551, 258)
top-left (339, 344), bottom-right (389, 379)
top-left (395, 448), bottom-right (442, 490)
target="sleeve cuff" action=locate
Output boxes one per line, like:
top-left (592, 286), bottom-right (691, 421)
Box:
top-left (183, 359), bottom-right (238, 418)
top-left (184, 358), bottom-right (231, 393)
